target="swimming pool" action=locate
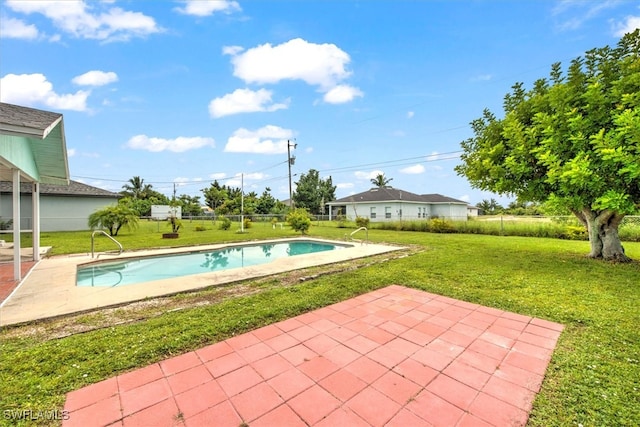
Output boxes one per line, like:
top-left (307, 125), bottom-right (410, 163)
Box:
top-left (77, 240), bottom-right (347, 287)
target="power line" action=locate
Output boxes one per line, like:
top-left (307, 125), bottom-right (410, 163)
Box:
top-left (72, 149), bottom-right (462, 191)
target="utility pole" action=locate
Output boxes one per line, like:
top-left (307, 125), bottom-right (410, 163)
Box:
top-left (240, 173), bottom-right (244, 233)
top-left (287, 139), bottom-right (297, 209)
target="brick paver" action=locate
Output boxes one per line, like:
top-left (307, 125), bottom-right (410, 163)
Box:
top-left (63, 285), bottom-right (564, 426)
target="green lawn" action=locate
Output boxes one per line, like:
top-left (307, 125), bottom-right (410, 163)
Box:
top-left (1, 223), bottom-right (639, 426)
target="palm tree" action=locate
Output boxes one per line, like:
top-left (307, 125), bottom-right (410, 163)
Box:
top-left (121, 176), bottom-right (153, 199)
top-left (88, 205), bottom-right (139, 236)
top-left (370, 173), bottom-right (393, 188)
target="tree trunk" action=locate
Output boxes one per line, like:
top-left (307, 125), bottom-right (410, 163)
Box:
top-left (575, 209), bottom-right (631, 262)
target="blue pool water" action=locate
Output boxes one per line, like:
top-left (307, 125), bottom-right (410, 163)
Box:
top-left (77, 240), bottom-right (346, 287)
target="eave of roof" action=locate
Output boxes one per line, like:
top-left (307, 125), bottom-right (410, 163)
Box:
top-left (0, 180), bottom-right (120, 198)
top-left (328, 187), bottom-right (468, 205)
top-left (0, 102), bottom-right (70, 185)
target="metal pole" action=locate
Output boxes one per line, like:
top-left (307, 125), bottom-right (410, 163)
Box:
top-left (287, 141), bottom-right (293, 209)
top-left (241, 173), bottom-right (244, 233)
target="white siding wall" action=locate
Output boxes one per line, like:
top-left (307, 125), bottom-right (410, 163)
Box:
top-left (335, 202), bottom-right (467, 222)
top-left (0, 195), bottom-right (118, 231)
top-left (430, 203), bottom-right (468, 220)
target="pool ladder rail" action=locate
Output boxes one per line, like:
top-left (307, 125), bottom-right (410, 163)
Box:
top-left (345, 227), bottom-right (369, 245)
top-left (91, 230), bottom-right (124, 259)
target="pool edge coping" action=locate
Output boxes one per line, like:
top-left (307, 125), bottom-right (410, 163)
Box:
top-left (0, 237), bottom-right (404, 327)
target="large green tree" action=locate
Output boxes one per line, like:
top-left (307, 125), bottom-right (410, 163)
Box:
top-left (201, 181), bottom-right (229, 213)
top-left (456, 30), bottom-right (640, 261)
top-left (293, 169), bottom-right (336, 214)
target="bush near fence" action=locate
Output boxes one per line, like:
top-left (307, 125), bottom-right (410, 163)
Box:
top-left (370, 216), bottom-right (640, 242)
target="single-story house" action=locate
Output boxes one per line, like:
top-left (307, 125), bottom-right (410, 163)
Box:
top-left (0, 180), bottom-right (120, 231)
top-left (327, 187), bottom-right (470, 221)
top-left (467, 205), bottom-right (480, 217)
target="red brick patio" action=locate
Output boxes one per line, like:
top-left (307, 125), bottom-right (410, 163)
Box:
top-left (0, 261), bottom-right (36, 303)
top-left (62, 285), bottom-right (564, 426)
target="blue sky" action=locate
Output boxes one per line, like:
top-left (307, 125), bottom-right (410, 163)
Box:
top-left (1, 0), bottom-right (639, 206)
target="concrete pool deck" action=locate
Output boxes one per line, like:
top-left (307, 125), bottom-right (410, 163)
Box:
top-left (0, 238), bottom-right (402, 327)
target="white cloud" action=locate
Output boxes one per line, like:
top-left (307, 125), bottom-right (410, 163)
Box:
top-left (174, 0), bottom-right (241, 16)
top-left (228, 38), bottom-right (352, 89)
top-left (224, 125), bottom-right (295, 154)
top-left (0, 17), bottom-right (39, 39)
top-left (425, 151), bottom-right (441, 161)
top-left (173, 177), bottom-right (190, 187)
top-left (244, 172), bottom-right (267, 180)
top-left (225, 173), bottom-right (266, 188)
top-left (67, 148), bottom-right (76, 157)
top-left (613, 15), bottom-right (640, 36)
top-left (336, 182), bottom-right (354, 189)
top-left (407, 111), bottom-right (414, 119)
top-left (0, 73), bottom-right (90, 111)
top-left (399, 164), bottom-right (425, 174)
top-left (5, 0), bottom-right (161, 42)
top-left (471, 74), bottom-right (493, 82)
top-left (354, 170), bottom-right (384, 180)
top-left (72, 70), bottom-right (118, 86)
top-left (209, 172), bottom-right (227, 180)
top-left (222, 45), bottom-right (244, 55)
top-left (126, 135), bottom-right (215, 152)
top-left (323, 84), bottom-right (363, 104)
top-left (459, 194), bottom-right (471, 202)
top-left (552, 0), bottom-right (618, 31)
top-left (208, 88), bottom-right (289, 118)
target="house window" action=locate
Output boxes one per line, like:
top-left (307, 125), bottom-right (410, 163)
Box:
top-left (370, 207), bottom-right (376, 219)
top-left (385, 207), bottom-right (391, 219)
top-left (418, 207), bottom-right (422, 218)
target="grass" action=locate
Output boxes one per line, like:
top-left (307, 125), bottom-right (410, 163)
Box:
top-left (1, 223), bottom-right (639, 426)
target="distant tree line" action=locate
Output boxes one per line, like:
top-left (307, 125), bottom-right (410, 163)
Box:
top-left (116, 169), bottom-right (338, 218)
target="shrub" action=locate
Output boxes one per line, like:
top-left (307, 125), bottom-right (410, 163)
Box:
top-left (287, 208), bottom-right (312, 234)
top-left (560, 225), bottom-right (588, 240)
top-left (194, 225), bottom-right (207, 232)
top-left (167, 216), bottom-right (182, 233)
top-left (243, 218), bottom-right (252, 229)
top-left (88, 205), bottom-right (139, 236)
top-left (429, 218), bottom-right (455, 233)
top-left (0, 218), bottom-right (13, 230)
top-left (355, 216), bottom-right (370, 228)
top-left (218, 217), bottom-right (232, 230)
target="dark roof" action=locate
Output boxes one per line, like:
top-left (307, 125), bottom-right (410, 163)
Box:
top-left (329, 187), bottom-right (467, 205)
top-left (0, 102), bottom-right (62, 138)
top-left (0, 180), bottom-right (120, 198)
top-left (329, 187), bottom-right (468, 205)
top-left (332, 187), bottom-right (425, 204)
top-left (421, 193), bottom-right (468, 204)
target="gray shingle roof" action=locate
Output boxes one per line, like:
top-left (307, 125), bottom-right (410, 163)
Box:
top-left (0, 102), bottom-right (62, 138)
top-left (329, 187), bottom-right (467, 205)
top-left (0, 180), bottom-right (120, 198)
top-left (420, 193), bottom-right (468, 204)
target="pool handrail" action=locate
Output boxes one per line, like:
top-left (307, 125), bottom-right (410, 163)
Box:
top-left (346, 227), bottom-right (368, 244)
top-left (91, 230), bottom-right (123, 258)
